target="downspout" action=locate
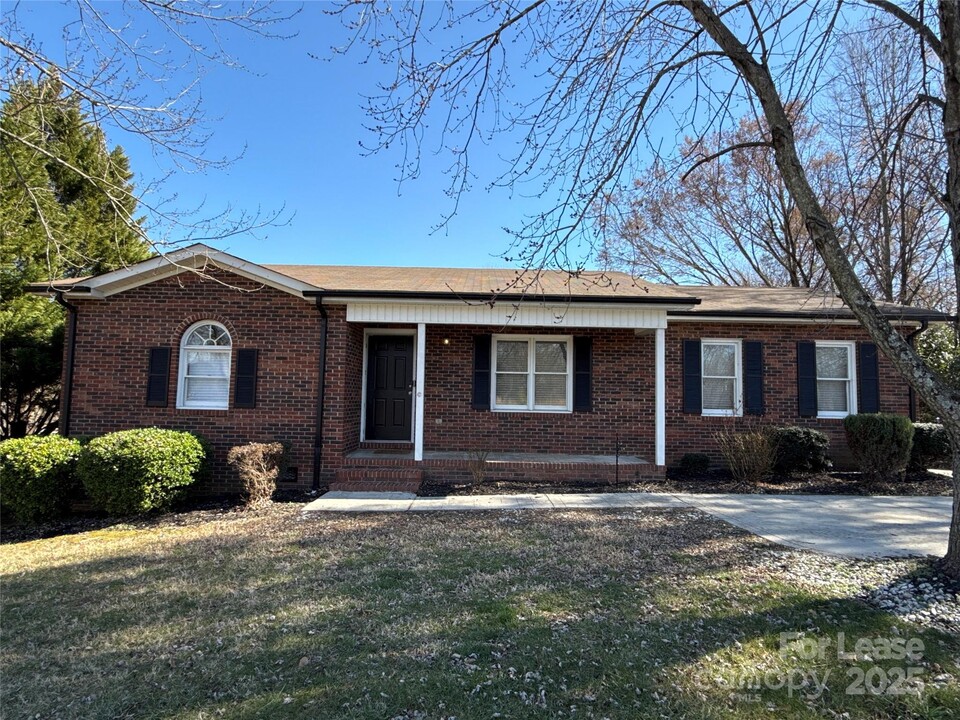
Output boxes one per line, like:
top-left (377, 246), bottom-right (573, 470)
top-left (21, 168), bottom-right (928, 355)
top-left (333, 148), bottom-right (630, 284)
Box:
top-left (312, 297), bottom-right (328, 490)
top-left (905, 319), bottom-right (929, 422)
top-left (54, 291), bottom-right (77, 437)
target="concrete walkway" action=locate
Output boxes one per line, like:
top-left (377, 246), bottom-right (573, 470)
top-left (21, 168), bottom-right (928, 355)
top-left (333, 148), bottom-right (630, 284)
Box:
top-left (303, 491), bottom-right (951, 558)
top-left (673, 493), bottom-right (951, 558)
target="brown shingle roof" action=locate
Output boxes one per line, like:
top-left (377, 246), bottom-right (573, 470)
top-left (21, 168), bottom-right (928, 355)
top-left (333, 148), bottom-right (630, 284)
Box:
top-left (673, 285), bottom-right (952, 320)
top-left (26, 277), bottom-right (91, 289)
top-left (264, 264), bottom-right (950, 320)
top-left (264, 264), bottom-right (696, 302)
top-left (26, 251), bottom-right (952, 321)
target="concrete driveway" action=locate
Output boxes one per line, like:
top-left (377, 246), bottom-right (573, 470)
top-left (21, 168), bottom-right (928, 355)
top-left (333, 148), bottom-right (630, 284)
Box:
top-left (674, 493), bottom-right (951, 558)
top-left (304, 491), bottom-right (952, 558)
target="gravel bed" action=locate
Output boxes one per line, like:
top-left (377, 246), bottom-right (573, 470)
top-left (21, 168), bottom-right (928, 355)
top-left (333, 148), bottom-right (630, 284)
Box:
top-left (761, 550), bottom-right (960, 634)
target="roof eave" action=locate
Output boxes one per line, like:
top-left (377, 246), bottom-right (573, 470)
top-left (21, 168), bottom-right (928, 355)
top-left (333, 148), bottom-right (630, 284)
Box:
top-left (667, 309), bottom-right (955, 323)
top-left (304, 289), bottom-right (701, 306)
top-left (25, 244), bottom-right (318, 300)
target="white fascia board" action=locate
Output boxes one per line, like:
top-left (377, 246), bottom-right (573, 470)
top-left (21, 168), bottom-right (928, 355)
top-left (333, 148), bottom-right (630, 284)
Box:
top-left (65, 244), bottom-right (318, 300)
top-left (666, 315), bottom-right (923, 327)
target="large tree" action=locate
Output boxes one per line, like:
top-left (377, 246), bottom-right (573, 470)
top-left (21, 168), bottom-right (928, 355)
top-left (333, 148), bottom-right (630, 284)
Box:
top-left (331, 1), bottom-right (960, 574)
top-left (598, 19), bottom-right (951, 309)
top-left (0, 2), bottom-right (295, 262)
top-left (0, 76), bottom-right (151, 437)
top-left (827, 18), bottom-right (951, 309)
top-left (0, 2), bottom-right (296, 436)
top-left (598, 111), bottom-right (844, 288)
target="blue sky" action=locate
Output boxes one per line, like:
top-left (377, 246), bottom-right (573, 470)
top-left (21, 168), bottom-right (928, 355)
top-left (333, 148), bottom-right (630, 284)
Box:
top-left (11, 2), bottom-right (551, 268)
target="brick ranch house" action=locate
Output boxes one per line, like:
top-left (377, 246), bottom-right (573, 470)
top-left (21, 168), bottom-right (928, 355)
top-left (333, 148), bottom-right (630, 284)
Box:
top-left (31, 244), bottom-right (952, 495)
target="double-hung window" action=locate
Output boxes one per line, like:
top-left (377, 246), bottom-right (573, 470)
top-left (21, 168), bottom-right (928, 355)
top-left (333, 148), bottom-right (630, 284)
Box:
top-left (492, 336), bottom-right (572, 411)
top-left (701, 339), bottom-right (741, 416)
top-left (177, 322), bottom-right (232, 409)
top-left (815, 341), bottom-right (856, 418)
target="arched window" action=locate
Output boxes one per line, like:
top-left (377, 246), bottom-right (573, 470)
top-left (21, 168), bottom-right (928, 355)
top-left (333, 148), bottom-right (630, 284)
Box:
top-left (177, 322), bottom-right (232, 409)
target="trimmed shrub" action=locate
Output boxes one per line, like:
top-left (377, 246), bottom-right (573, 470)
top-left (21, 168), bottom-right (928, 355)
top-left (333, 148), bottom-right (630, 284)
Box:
top-left (227, 442), bottom-right (286, 507)
top-left (678, 453), bottom-right (710, 475)
top-left (843, 414), bottom-right (914, 481)
top-left (772, 427), bottom-right (831, 475)
top-left (78, 428), bottom-right (206, 515)
top-left (0, 435), bottom-right (82, 522)
top-left (714, 425), bottom-right (778, 483)
top-left (909, 423), bottom-right (953, 470)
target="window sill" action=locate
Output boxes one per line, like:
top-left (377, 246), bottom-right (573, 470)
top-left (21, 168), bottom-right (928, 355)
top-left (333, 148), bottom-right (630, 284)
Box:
top-left (701, 410), bottom-right (742, 417)
top-left (816, 412), bottom-right (851, 420)
top-left (491, 408), bottom-right (573, 414)
top-left (176, 404), bottom-right (230, 412)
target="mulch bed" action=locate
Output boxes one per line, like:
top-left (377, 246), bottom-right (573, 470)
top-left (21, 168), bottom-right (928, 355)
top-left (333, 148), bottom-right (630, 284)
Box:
top-left (419, 468), bottom-right (953, 497)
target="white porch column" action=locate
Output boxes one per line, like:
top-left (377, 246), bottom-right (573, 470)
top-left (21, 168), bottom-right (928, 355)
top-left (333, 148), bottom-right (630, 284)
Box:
top-left (414, 322), bottom-right (426, 461)
top-left (655, 327), bottom-right (666, 467)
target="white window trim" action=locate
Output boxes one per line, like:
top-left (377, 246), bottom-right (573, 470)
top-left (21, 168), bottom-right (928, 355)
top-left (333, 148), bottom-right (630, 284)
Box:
top-left (815, 340), bottom-right (857, 419)
top-left (491, 335), bottom-right (573, 413)
top-left (176, 321), bottom-right (232, 410)
top-left (701, 338), bottom-right (743, 417)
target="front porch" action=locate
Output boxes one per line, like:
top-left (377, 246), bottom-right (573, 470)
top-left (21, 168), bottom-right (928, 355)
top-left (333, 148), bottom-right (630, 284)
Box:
top-left (331, 449), bottom-right (665, 493)
top-left (326, 295), bottom-right (688, 493)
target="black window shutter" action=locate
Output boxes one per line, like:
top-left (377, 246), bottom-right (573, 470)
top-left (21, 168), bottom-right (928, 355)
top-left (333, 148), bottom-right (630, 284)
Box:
top-left (682, 339), bottom-right (702, 414)
top-left (234, 349), bottom-right (259, 409)
top-left (858, 342), bottom-right (880, 413)
top-left (472, 335), bottom-right (491, 410)
top-left (797, 341), bottom-right (817, 417)
top-left (743, 340), bottom-right (764, 415)
top-left (146, 347), bottom-right (171, 407)
top-left (573, 336), bottom-right (592, 412)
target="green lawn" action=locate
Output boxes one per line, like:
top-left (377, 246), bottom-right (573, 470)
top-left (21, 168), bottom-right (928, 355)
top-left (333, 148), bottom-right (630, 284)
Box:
top-left (1, 506), bottom-right (957, 719)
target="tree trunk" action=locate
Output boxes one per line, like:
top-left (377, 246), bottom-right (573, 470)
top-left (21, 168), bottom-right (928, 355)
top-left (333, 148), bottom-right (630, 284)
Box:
top-left (940, 0), bottom-right (960, 335)
top-left (684, 0), bottom-right (960, 575)
top-left (945, 434), bottom-right (960, 577)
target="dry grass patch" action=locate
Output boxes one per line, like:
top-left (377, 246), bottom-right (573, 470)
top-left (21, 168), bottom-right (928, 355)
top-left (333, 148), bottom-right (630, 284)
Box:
top-left (1, 506), bottom-right (957, 719)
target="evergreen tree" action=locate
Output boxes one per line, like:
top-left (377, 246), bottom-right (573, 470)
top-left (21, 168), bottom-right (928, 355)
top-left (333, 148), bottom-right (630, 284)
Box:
top-left (1, 75), bottom-right (150, 438)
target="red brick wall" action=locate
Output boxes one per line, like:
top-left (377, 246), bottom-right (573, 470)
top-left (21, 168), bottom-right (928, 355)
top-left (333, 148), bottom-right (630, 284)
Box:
top-left (67, 269), bottom-right (322, 494)
top-left (664, 322), bottom-right (911, 468)
top-left (316, 305), bottom-right (365, 479)
top-left (65, 272), bottom-right (916, 491)
top-left (421, 325), bottom-right (657, 460)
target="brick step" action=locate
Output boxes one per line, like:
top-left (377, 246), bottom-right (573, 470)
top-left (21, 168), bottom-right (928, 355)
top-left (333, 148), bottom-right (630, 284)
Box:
top-left (358, 441), bottom-right (414, 451)
top-left (330, 467), bottom-right (423, 494)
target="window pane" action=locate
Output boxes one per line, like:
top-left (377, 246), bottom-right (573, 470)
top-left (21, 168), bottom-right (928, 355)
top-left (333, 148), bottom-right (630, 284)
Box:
top-left (817, 379), bottom-right (849, 412)
top-left (495, 373), bottom-right (528, 406)
top-left (186, 324), bottom-right (231, 347)
top-left (703, 344), bottom-right (735, 377)
top-left (703, 377), bottom-right (735, 411)
top-left (496, 341), bottom-right (528, 373)
top-left (186, 350), bottom-right (229, 377)
top-left (534, 375), bottom-right (567, 407)
top-left (185, 377), bottom-right (229, 404)
top-left (535, 342), bottom-right (567, 373)
top-left (816, 346), bottom-right (849, 379)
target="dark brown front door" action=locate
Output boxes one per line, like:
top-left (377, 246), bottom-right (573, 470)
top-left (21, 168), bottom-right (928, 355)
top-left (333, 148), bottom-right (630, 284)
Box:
top-left (365, 335), bottom-right (414, 441)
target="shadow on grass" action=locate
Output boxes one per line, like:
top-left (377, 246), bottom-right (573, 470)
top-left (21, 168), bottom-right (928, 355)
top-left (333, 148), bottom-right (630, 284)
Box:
top-left (1, 509), bottom-right (958, 719)
top-left (0, 491), bottom-right (319, 545)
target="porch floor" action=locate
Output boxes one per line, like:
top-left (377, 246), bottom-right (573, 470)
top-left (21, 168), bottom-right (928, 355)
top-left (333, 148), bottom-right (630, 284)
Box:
top-left (347, 450), bottom-right (650, 465)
